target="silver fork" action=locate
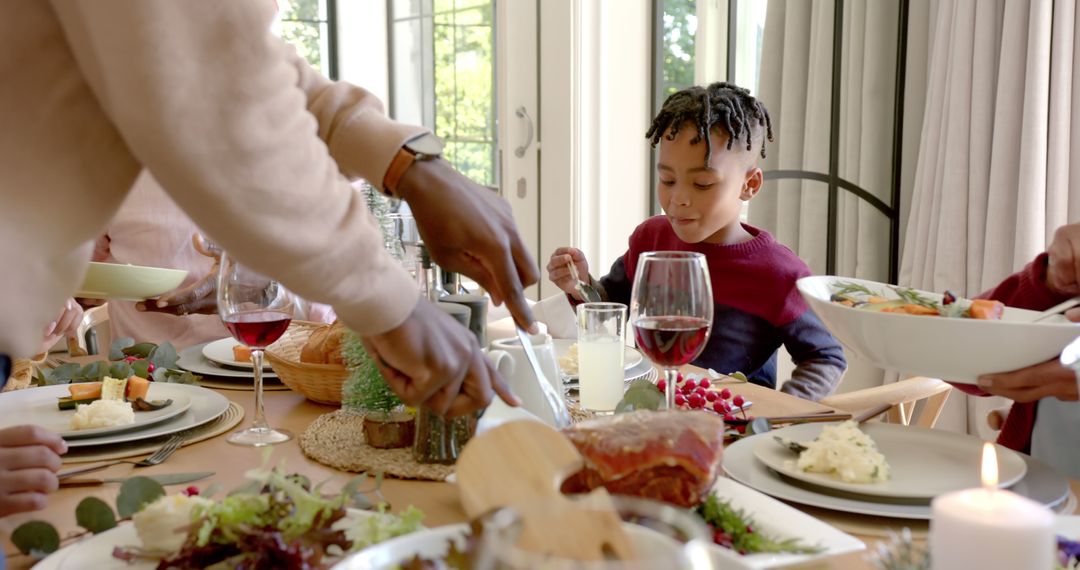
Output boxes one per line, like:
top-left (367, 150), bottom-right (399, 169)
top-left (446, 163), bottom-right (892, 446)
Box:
top-left (566, 261), bottom-right (603, 303)
top-left (58, 431), bottom-right (189, 480)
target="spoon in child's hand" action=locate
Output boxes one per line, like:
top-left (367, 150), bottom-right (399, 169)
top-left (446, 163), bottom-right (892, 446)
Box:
top-left (567, 260), bottom-right (603, 303)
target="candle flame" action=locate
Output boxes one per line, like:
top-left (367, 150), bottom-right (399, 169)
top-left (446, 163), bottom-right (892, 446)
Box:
top-left (981, 442), bottom-right (999, 488)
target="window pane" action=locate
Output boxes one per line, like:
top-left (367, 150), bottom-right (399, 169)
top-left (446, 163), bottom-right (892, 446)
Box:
top-left (392, 18), bottom-right (433, 127)
top-left (446, 142), bottom-right (495, 187)
top-left (661, 0), bottom-right (697, 101)
top-left (279, 21), bottom-right (324, 73)
top-left (394, 0), bottom-right (432, 19)
top-left (280, 0), bottom-right (321, 22)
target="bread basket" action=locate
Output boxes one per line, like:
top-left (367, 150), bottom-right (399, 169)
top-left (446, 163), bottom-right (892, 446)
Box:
top-left (265, 321), bottom-right (347, 405)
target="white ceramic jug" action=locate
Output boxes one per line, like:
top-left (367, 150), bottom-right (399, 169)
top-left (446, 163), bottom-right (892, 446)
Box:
top-left (486, 333), bottom-right (569, 428)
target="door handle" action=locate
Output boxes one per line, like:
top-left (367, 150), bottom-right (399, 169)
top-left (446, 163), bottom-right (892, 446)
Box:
top-left (514, 106), bottom-right (534, 158)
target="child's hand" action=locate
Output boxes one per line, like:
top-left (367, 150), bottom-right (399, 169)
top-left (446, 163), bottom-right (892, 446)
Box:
top-left (547, 247), bottom-right (590, 300)
top-left (0, 425), bottom-right (66, 517)
top-left (39, 298), bottom-right (83, 355)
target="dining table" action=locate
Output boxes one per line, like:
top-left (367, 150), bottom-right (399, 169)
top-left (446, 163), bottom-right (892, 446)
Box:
top-left (2, 364), bottom-right (1075, 570)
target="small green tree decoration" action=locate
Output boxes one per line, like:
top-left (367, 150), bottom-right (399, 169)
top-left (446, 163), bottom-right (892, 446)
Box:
top-left (340, 330), bottom-right (402, 414)
top-left (341, 183), bottom-right (405, 414)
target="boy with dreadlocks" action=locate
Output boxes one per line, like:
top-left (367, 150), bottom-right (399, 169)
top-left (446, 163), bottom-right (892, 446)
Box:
top-left (547, 82), bottom-right (846, 401)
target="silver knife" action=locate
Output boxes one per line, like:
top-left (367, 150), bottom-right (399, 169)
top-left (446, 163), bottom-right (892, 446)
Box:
top-left (60, 471), bottom-right (214, 488)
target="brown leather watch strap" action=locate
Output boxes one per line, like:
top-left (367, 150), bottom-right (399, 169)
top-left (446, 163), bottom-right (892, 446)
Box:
top-left (382, 146), bottom-right (416, 197)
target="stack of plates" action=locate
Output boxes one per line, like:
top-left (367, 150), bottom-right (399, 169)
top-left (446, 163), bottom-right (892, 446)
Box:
top-left (0, 383), bottom-right (230, 451)
top-left (177, 338), bottom-right (284, 386)
top-left (724, 422), bottom-right (1071, 520)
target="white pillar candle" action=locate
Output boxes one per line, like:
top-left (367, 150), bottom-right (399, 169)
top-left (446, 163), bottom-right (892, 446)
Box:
top-left (930, 443), bottom-right (1055, 570)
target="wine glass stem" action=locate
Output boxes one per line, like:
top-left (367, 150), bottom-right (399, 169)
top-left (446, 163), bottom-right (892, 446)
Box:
top-left (251, 348), bottom-right (269, 431)
top-left (664, 368), bottom-right (679, 409)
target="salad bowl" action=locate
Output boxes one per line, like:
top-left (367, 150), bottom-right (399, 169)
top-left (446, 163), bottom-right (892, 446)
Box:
top-left (797, 276), bottom-right (1080, 383)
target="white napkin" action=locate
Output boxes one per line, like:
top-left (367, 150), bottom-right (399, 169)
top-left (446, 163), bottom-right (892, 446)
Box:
top-left (531, 294), bottom-right (578, 340)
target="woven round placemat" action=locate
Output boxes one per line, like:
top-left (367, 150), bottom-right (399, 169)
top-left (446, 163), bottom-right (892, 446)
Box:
top-left (302, 402), bottom-right (599, 481)
top-left (301, 410), bottom-right (454, 481)
top-left (62, 401), bottom-right (245, 464)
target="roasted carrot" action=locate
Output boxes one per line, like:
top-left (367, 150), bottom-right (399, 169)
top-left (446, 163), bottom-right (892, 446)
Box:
top-left (126, 375), bottom-right (150, 401)
top-left (68, 382), bottom-right (102, 400)
top-left (969, 299), bottom-right (1005, 320)
top-left (882, 304), bottom-right (939, 316)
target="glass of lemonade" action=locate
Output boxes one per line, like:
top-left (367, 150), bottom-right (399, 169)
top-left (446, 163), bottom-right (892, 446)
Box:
top-left (576, 303), bottom-right (628, 413)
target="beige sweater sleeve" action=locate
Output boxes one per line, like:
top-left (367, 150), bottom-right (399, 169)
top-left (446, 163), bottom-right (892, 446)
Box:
top-left (50, 0), bottom-right (419, 335)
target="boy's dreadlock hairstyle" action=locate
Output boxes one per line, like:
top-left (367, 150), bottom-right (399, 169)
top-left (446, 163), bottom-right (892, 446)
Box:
top-left (646, 82), bottom-right (774, 166)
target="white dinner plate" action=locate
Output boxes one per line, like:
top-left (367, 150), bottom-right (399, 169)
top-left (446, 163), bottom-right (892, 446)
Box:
top-left (201, 337), bottom-right (272, 370)
top-left (709, 476), bottom-right (864, 569)
top-left (75, 262), bottom-right (188, 301)
top-left (552, 338), bottom-right (644, 377)
top-left (0, 384), bottom-right (191, 439)
top-left (62, 384), bottom-right (229, 449)
top-left (1057, 515), bottom-right (1080, 538)
top-left (753, 422), bottom-right (1027, 500)
top-left (724, 430), bottom-right (1070, 520)
top-left (177, 342), bottom-right (278, 379)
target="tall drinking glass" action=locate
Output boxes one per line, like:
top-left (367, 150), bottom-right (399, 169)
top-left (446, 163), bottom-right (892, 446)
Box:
top-left (629, 252), bottom-right (713, 410)
top-left (577, 303), bottom-right (628, 413)
top-left (217, 253), bottom-right (294, 446)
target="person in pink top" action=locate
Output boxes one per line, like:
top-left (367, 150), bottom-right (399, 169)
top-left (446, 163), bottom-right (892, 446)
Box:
top-left (958, 223), bottom-right (1080, 477)
top-left (91, 171), bottom-right (335, 350)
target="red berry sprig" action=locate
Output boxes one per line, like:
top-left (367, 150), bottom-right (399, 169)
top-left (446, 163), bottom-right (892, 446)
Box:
top-left (657, 374), bottom-right (752, 422)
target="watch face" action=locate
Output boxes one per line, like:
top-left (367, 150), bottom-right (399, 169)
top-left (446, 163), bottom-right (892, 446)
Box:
top-left (407, 133), bottom-right (445, 156)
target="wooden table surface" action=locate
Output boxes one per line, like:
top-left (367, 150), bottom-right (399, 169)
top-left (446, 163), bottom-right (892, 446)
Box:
top-left (0, 374), bottom-right (1066, 569)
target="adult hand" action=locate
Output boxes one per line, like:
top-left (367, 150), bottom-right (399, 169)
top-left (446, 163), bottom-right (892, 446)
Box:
top-left (361, 299), bottom-right (520, 417)
top-left (137, 234), bottom-right (220, 316)
top-left (0, 426), bottom-right (66, 517)
top-left (1046, 223), bottom-right (1080, 295)
top-left (399, 160), bottom-right (539, 333)
top-left (977, 360), bottom-right (1078, 403)
top-left (546, 247), bottom-right (590, 301)
top-left (39, 298), bottom-right (83, 355)
top-left (976, 307), bottom-right (1080, 402)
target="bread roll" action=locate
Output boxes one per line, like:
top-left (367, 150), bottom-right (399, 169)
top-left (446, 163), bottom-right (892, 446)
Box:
top-left (299, 321), bottom-right (348, 365)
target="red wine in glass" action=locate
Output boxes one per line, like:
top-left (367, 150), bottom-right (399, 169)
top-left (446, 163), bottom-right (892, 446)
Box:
top-left (217, 253), bottom-right (295, 446)
top-left (633, 316), bottom-right (710, 367)
top-left (223, 311), bottom-right (292, 349)
top-left (629, 251), bottom-right (714, 410)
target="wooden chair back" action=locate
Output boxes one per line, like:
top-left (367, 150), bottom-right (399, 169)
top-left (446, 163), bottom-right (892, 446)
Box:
top-left (820, 376), bottom-right (952, 428)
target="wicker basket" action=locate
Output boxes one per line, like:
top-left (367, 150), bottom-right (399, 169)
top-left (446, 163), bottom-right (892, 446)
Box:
top-left (265, 321), bottom-right (347, 405)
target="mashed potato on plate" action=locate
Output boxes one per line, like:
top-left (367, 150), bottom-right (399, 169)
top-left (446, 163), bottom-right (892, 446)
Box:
top-left (70, 399), bottom-right (135, 430)
top-left (795, 420), bottom-right (890, 484)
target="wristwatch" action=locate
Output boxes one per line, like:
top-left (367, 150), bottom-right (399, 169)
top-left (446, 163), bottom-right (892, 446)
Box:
top-left (382, 132), bottom-right (445, 197)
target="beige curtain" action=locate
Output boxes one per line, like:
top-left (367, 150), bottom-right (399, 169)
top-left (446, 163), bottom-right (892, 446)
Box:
top-left (751, 0), bottom-right (934, 396)
top-left (901, 0), bottom-right (1080, 437)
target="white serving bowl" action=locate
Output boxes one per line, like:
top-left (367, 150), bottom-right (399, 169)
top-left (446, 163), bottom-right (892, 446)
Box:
top-left (797, 275), bottom-right (1080, 383)
top-left (76, 261), bottom-right (188, 301)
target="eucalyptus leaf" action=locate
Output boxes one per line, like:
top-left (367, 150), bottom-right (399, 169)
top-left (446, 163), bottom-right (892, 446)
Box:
top-left (81, 361), bottom-right (109, 382)
top-left (176, 370), bottom-right (198, 385)
top-left (116, 476), bottom-right (165, 518)
top-left (228, 480), bottom-right (262, 497)
top-left (109, 337), bottom-right (136, 360)
top-left (122, 342), bottom-right (156, 359)
top-left (151, 368), bottom-right (169, 383)
top-left (47, 363), bottom-right (81, 384)
top-left (730, 371), bottom-right (749, 383)
top-left (201, 483), bottom-right (223, 498)
top-left (130, 359), bottom-right (151, 379)
top-left (108, 361), bottom-right (133, 380)
top-left (148, 342), bottom-right (178, 371)
top-left (11, 520), bottom-right (60, 556)
top-left (76, 497), bottom-right (117, 533)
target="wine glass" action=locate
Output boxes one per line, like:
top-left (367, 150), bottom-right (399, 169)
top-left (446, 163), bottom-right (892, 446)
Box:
top-left (629, 252), bottom-right (713, 410)
top-left (217, 253), bottom-right (295, 446)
